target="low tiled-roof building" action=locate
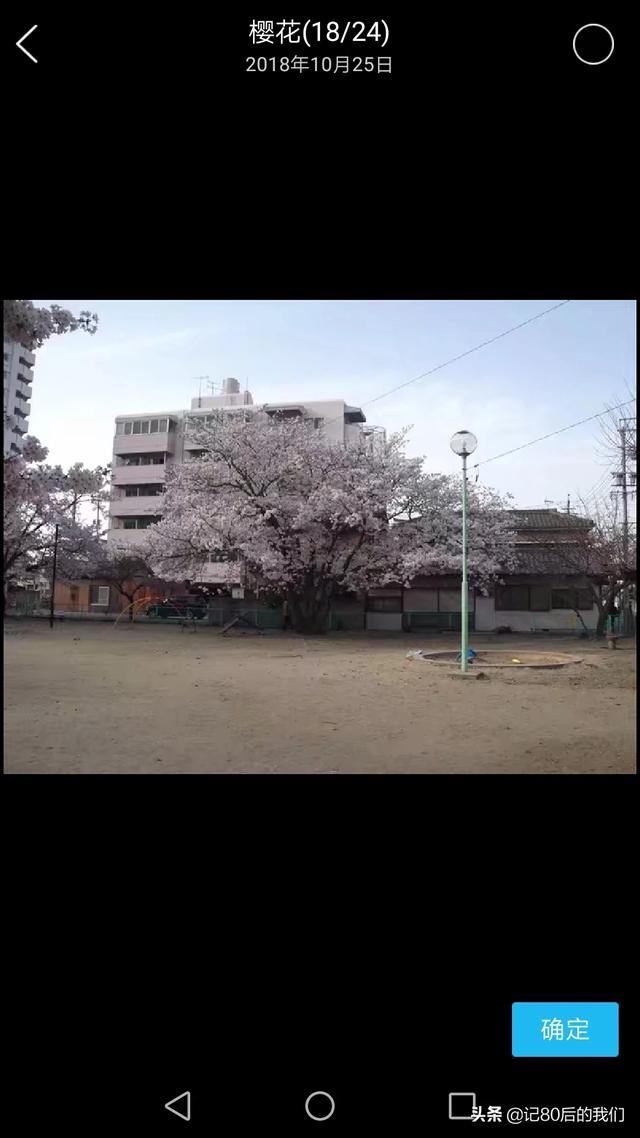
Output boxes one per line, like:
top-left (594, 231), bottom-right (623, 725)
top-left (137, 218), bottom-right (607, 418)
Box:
top-left (364, 508), bottom-right (603, 634)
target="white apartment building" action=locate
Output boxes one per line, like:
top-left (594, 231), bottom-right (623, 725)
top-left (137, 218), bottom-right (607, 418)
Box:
top-left (4, 341), bottom-right (36, 457)
top-left (107, 379), bottom-right (386, 567)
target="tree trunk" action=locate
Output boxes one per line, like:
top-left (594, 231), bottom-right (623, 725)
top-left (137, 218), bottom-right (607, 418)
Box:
top-left (595, 606), bottom-right (608, 638)
top-left (571, 607), bottom-right (591, 636)
top-left (595, 580), bottom-right (620, 638)
top-left (289, 586), bottom-right (331, 634)
top-left (122, 594), bottom-right (135, 621)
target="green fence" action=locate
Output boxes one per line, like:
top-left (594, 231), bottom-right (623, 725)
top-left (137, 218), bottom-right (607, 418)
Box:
top-left (206, 607), bottom-right (283, 629)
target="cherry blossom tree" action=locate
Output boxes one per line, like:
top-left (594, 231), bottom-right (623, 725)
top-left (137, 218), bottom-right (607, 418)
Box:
top-left (3, 437), bottom-right (106, 606)
top-left (3, 300), bottom-right (98, 352)
top-left (143, 412), bottom-right (518, 633)
top-left (551, 497), bottom-right (636, 637)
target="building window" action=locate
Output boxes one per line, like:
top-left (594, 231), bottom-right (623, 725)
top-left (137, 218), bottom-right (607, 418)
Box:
top-left (438, 588), bottom-right (475, 613)
top-left (529, 586), bottom-right (551, 611)
top-left (118, 418), bottom-right (172, 436)
top-left (495, 585), bottom-right (530, 611)
top-left (122, 454), bottom-right (165, 466)
top-left (495, 585), bottom-right (591, 611)
top-left (551, 588), bottom-right (594, 611)
top-left (124, 485), bottom-right (164, 497)
top-left (89, 585), bottom-right (110, 606)
top-left (367, 595), bottom-right (402, 613)
top-left (122, 517), bottom-right (161, 530)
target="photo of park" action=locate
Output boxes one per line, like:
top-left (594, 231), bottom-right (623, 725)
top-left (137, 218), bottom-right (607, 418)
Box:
top-left (4, 298), bottom-right (636, 774)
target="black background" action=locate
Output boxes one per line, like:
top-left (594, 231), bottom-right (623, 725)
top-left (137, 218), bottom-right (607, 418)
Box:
top-left (6, 781), bottom-right (635, 1131)
top-left (3, 2), bottom-right (636, 1133)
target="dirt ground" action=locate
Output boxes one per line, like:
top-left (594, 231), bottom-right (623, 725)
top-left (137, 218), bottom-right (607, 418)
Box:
top-left (3, 619), bottom-right (636, 774)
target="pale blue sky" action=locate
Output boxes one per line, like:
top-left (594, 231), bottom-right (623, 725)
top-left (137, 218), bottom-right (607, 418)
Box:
top-left (29, 299), bottom-right (635, 511)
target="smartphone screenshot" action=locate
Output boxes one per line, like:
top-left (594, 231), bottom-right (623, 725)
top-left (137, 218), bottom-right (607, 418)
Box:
top-left (3, 5), bottom-right (635, 1134)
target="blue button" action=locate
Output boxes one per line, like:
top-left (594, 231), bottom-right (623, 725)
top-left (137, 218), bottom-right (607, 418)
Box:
top-left (512, 1002), bottom-right (619, 1057)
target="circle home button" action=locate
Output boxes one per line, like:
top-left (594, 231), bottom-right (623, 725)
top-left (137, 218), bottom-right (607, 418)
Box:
top-left (305, 1091), bottom-right (336, 1121)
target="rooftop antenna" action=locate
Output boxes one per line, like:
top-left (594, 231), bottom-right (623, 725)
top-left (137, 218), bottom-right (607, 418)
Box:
top-left (194, 376), bottom-right (210, 408)
top-left (567, 492), bottom-right (571, 515)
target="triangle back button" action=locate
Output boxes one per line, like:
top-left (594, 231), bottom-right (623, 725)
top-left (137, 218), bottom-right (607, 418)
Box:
top-left (165, 1091), bottom-right (191, 1121)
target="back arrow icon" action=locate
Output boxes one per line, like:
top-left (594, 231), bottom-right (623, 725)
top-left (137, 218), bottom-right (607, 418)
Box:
top-left (17, 25), bottom-right (38, 63)
top-left (165, 1091), bottom-right (191, 1121)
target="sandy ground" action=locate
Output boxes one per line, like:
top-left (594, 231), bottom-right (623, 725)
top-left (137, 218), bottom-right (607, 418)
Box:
top-left (3, 619), bottom-right (636, 774)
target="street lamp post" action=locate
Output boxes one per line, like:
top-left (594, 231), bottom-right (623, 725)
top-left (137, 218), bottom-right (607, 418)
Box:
top-left (450, 430), bottom-right (478, 673)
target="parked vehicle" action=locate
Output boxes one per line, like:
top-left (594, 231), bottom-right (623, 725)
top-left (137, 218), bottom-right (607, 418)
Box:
top-left (146, 595), bottom-right (208, 620)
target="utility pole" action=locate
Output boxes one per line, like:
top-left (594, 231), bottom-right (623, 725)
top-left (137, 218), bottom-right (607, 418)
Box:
top-left (614, 419), bottom-right (636, 636)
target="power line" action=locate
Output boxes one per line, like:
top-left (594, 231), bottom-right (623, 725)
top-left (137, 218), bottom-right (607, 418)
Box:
top-left (472, 399), bottom-right (636, 470)
top-left (201, 301), bottom-right (573, 441)
top-left (279, 300), bottom-right (574, 441)
top-left (576, 469), bottom-right (614, 509)
top-left (361, 300), bottom-right (572, 410)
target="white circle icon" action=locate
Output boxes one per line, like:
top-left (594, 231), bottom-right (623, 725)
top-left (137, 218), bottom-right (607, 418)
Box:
top-left (305, 1091), bottom-right (336, 1121)
top-left (572, 24), bottom-right (614, 65)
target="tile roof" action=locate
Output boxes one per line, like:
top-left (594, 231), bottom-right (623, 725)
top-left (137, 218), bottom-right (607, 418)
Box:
top-left (508, 508), bottom-right (592, 531)
top-left (510, 543), bottom-right (606, 576)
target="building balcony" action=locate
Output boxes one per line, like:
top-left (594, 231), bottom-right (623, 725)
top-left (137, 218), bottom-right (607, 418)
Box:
top-left (262, 403), bottom-right (305, 418)
top-left (106, 528), bottom-right (152, 548)
top-left (111, 464), bottom-right (167, 485)
top-left (113, 432), bottom-right (176, 456)
top-left (109, 496), bottom-right (165, 517)
top-left (183, 436), bottom-right (209, 451)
